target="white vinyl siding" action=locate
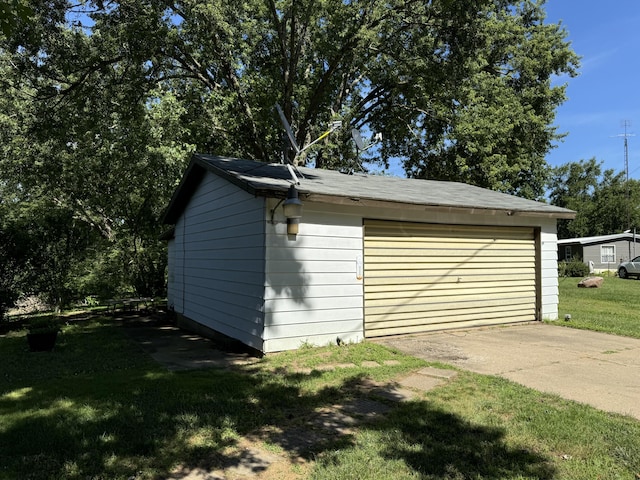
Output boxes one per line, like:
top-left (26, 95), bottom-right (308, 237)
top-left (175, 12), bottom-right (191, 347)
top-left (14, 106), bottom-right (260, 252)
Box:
top-left (539, 226), bottom-right (559, 320)
top-left (263, 204), bottom-right (363, 352)
top-left (364, 220), bottom-right (537, 336)
top-left (172, 172), bottom-right (266, 350)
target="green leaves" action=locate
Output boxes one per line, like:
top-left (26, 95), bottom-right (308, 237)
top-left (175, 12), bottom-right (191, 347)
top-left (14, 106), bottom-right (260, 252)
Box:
top-left (0, 0), bottom-right (579, 305)
top-left (549, 158), bottom-right (638, 239)
top-left (392, 0), bottom-right (578, 198)
top-left (4, 0), bottom-right (579, 182)
top-left (0, 0), bottom-right (32, 37)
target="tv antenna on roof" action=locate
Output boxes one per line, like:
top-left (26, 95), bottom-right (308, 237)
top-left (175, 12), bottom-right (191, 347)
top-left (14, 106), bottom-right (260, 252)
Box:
top-left (275, 103), bottom-right (342, 183)
top-left (351, 128), bottom-right (382, 155)
top-left (348, 128), bottom-right (381, 174)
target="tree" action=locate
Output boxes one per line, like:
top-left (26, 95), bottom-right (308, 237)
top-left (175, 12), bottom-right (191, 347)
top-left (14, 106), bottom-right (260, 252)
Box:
top-left (590, 172), bottom-right (640, 237)
top-left (5, 0), bottom-right (578, 192)
top-left (367, 1), bottom-right (579, 198)
top-left (0, 0), bottom-right (578, 308)
top-left (0, 212), bottom-right (20, 320)
top-left (0, 33), bottom-right (183, 303)
top-left (0, 0), bottom-right (31, 37)
top-left (0, 193), bottom-right (102, 314)
top-left (548, 158), bottom-right (602, 238)
top-left (548, 158), bottom-right (640, 239)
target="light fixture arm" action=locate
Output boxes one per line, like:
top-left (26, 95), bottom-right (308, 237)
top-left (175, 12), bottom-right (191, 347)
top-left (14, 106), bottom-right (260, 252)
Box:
top-left (270, 198), bottom-right (286, 224)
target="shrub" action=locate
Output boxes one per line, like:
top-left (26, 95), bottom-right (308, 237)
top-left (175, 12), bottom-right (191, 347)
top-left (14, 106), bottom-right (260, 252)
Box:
top-left (27, 317), bottom-right (62, 335)
top-left (559, 257), bottom-right (590, 277)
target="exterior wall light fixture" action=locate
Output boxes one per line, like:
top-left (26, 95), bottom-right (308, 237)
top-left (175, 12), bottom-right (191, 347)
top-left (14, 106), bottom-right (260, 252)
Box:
top-left (283, 185), bottom-right (303, 235)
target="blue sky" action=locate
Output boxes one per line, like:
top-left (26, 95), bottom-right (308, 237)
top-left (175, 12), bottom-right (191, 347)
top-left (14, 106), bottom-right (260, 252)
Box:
top-left (544, 1), bottom-right (640, 178)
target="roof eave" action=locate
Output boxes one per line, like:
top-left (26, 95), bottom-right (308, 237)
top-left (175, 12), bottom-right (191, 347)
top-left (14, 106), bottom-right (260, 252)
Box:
top-left (161, 161), bottom-right (207, 225)
top-left (558, 233), bottom-right (640, 245)
top-left (194, 155), bottom-right (263, 197)
top-left (163, 154), bottom-right (576, 224)
top-left (303, 193), bottom-right (576, 219)
top-left (162, 155), bottom-right (294, 225)
top-left (159, 226), bottom-right (175, 241)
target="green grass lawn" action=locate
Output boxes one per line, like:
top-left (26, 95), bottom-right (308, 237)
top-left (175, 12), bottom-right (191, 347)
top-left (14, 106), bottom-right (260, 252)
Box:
top-left (556, 275), bottom-right (640, 338)
top-left (1, 317), bottom-right (639, 479)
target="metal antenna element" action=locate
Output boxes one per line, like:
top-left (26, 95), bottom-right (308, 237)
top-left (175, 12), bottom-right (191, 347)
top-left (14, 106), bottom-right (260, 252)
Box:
top-left (275, 103), bottom-right (342, 177)
top-left (348, 129), bottom-right (382, 174)
top-left (351, 129), bottom-right (382, 154)
top-left (276, 104), bottom-right (300, 154)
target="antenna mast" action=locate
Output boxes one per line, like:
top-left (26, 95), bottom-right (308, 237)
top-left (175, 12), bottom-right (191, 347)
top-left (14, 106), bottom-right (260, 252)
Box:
top-left (617, 120), bottom-right (635, 230)
top-left (622, 120), bottom-right (632, 184)
top-left (275, 104), bottom-right (341, 161)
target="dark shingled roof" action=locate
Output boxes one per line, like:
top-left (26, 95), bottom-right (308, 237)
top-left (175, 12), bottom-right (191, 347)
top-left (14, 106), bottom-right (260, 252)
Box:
top-left (163, 154), bottom-right (575, 224)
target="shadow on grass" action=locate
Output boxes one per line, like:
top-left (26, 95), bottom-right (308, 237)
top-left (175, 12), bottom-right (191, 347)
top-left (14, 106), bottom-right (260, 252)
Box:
top-left (375, 402), bottom-right (553, 479)
top-left (0, 322), bottom-right (555, 479)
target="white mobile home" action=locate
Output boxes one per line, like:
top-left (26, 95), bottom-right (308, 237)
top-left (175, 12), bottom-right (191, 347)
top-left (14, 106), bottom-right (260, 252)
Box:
top-left (162, 154), bottom-right (575, 353)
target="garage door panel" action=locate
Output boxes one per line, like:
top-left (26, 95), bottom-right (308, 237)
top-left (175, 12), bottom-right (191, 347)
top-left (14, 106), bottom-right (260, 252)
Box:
top-left (364, 221), bottom-right (534, 240)
top-left (366, 307), bottom-right (537, 326)
top-left (366, 249), bottom-right (535, 263)
top-left (365, 278), bottom-right (535, 299)
top-left (366, 312), bottom-right (537, 337)
top-left (364, 220), bottom-right (537, 337)
top-left (365, 238), bottom-right (536, 247)
top-left (365, 280), bottom-right (535, 296)
top-left (365, 238), bottom-right (531, 252)
top-left (365, 257), bottom-right (535, 268)
top-left (366, 241), bottom-right (534, 251)
top-left (366, 292), bottom-right (536, 313)
top-left (366, 304), bottom-right (536, 326)
top-left (365, 237), bottom-right (534, 247)
top-left (367, 303), bottom-right (536, 318)
top-left (364, 269), bottom-right (536, 284)
top-left (364, 275), bottom-right (535, 294)
top-left (366, 248), bottom-right (536, 258)
top-left (365, 268), bottom-right (536, 279)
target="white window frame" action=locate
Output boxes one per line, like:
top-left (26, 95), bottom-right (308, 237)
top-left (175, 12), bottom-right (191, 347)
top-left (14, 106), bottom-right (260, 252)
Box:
top-left (564, 246), bottom-right (572, 260)
top-left (600, 245), bottom-right (615, 264)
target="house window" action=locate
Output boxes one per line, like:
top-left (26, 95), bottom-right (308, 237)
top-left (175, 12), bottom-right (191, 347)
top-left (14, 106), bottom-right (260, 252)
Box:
top-left (564, 246), bottom-right (572, 260)
top-left (601, 245), bottom-right (615, 263)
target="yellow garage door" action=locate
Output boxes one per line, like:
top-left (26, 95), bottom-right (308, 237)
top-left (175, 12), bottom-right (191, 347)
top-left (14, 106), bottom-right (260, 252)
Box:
top-left (364, 220), bottom-right (537, 337)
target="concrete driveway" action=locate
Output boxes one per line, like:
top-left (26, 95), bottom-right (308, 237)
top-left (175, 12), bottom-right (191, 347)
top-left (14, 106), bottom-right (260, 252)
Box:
top-left (377, 323), bottom-right (640, 420)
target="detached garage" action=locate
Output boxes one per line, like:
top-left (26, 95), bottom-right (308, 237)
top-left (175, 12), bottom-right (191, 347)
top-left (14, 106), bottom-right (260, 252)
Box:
top-left (162, 154), bottom-right (575, 353)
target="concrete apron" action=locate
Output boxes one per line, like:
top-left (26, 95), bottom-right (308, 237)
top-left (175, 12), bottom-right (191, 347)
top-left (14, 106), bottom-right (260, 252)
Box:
top-left (377, 323), bottom-right (640, 420)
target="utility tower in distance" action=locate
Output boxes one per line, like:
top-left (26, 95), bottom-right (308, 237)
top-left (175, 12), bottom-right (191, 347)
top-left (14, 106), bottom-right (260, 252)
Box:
top-left (619, 120), bottom-right (634, 183)
top-left (614, 120), bottom-right (635, 230)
